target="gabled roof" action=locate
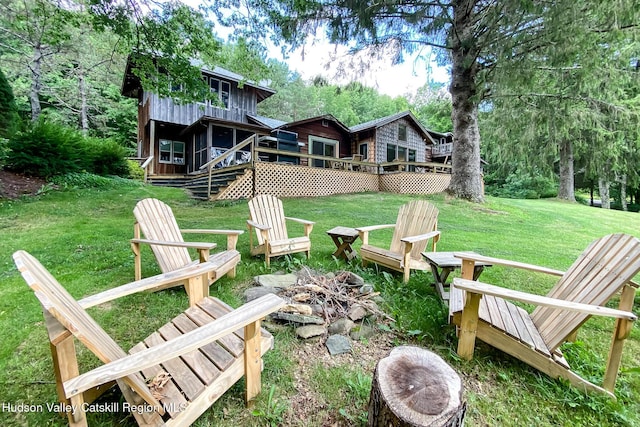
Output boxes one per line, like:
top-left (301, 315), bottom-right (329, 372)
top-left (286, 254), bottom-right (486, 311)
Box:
top-left (350, 110), bottom-right (436, 144)
top-left (278, 114), bottom-right (351, 134)
top-left (121, 55), bottom-right (275, 102)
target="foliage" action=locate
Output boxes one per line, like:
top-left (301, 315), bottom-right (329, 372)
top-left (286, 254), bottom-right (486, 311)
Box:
top-left (485, 169), bottom-right (558, 199)
top-left (6, 119), bottom-right (128, 178)
top-left (0, 67), bottom-right (19, 139)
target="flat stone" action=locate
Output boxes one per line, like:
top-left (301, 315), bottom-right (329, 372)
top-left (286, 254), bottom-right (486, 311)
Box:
top-left (325, 334), bottom-right (351, 355)
top-left (271, 312), bottom-right (325, 325)
top-left (359, 284), bottom-right (374, 294)
top-left (296, 325), bottom-right (327, 339)
top-left (328, 317), bottom-right (355, 335)
top-left (350, 323), bottom-right (377, 341)
top-left (254, 273), bottom-right (298, 289)
top-left (347, 304), bottom-right (368, 321)
top-left (345, 272), bottom-right (365, 287)
top-left (280, 303), bottom-right (313, 316)
top-left (243, 286), bottom-right (279, 302)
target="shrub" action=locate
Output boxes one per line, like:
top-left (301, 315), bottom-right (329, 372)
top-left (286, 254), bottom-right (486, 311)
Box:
top-left (83, 137), bottom-right (129, 176)
top-left (127, 159), bottom-right (145, 180)
top-left (6, 120), bottom-right (129, 178)
top-left (486, 170), bottom-right (557, 199)
top-left (7, 120), bottom-right (86, 177)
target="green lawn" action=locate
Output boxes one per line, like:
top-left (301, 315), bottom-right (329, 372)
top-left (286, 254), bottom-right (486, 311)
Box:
top-left (1, 182), bottom-right (640, 426)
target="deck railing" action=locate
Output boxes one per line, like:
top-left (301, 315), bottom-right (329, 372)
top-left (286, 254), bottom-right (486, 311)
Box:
top-left (431, 142), bottom-right (453, 156)
top-left (198, 143), bottom-right (453, 199)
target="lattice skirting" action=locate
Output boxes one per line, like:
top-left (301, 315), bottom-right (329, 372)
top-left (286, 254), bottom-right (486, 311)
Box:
top-left (254, 163), bottom-right (378, 198)
top-left (380, 172), bottom-right (451, 194)
top-left (213, 163), bottom-right (451, 200)
top-left (215, 169), bottom-right (253, 200)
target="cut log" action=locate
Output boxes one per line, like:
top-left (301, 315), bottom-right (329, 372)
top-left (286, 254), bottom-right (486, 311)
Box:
top-left (368, 346), bottom-right (465, 427)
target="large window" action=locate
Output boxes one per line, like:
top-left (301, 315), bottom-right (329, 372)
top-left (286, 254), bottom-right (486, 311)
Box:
top-left (386, 144), bottom-right (414, 162)
top-left (209, 78), bottom-right (231, 109)
top-left (159, 139), bottom-right (185, 165)
top-left (310, 136), bottom-right (338, 168)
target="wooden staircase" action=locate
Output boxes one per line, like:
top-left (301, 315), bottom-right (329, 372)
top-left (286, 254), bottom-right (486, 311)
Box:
top-left (148, 166), bottom-right (249, 200)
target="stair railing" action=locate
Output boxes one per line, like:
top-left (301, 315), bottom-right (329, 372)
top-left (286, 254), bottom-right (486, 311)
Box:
top-left (140, 156), bottom-right (154, 183)
top-left (201, 135), bottom-right (256, 199)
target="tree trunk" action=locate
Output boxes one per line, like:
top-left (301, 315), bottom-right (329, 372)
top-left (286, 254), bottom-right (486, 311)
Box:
top-left (557, 139), bottom-right (575, 201)
top-left (367, 346), bottom-right (465, 427)
top-left (79, 66), bottom-right (89, 135)
top-left (599, 177), bottom-right (610, 209)
top-left (30, 44), bottom-right (43, 121)
top-left (447, 0), bottom-right (484, 203)
top-left (618, 174), bottom-right (627, 211)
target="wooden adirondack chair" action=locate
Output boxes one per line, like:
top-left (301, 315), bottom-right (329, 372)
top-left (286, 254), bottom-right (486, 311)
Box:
top-left (449, 234), bottom-right (640, 398)
top-left (357, 200), bottom-right (440, 283)
top-left (13, 250), bottom-right (284, 427)
top-left (132, 198), bottom-right (243, 306)
top-left (247, 194), bottom-right (315, 267)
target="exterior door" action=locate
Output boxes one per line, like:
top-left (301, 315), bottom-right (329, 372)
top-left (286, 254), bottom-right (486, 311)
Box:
top-left (310, 137), bottom-right (338, 168)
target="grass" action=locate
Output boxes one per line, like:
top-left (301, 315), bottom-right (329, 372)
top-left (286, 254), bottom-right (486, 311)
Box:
top-left (1, 179), bottom-right (640, 426)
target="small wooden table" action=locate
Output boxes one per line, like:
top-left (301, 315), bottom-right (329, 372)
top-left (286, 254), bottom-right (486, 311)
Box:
top-left (327, 226), bottom-right (359, 260)
top-left (422, 251), bottom-right (492, 302)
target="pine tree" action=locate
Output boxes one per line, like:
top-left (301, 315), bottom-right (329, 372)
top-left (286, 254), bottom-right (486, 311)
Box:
top-left (0, 67), bottom-right (18, 139)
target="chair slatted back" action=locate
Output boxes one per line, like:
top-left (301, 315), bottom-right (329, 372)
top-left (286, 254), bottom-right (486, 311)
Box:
top-left (532, 234), bottom-right (640, 351)
top-left (248, 194), bottom-right (288, 245)
top-left (134, 198), bottom-right (192, 273)
top-left (13, 250), bottom-right (160, 407)
top-left (389, 200), bottom-right (439, 260)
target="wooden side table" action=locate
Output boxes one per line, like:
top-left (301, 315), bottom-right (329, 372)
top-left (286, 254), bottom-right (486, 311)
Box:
top-left (326, 226), bottom-right (359, 260)
top-left (422, 251), bottom-right (492, 302)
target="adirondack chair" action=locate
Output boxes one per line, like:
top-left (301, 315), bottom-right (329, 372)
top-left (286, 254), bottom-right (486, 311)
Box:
top-left (356, 200), bottom-right (440, 283)
top-left (132, 198), bottom-right (243, 306)
top-left (247, 194), bottom-right (315, 267)
top-left (449, 234), bottom-right (640, 398)
top-left (13, 250), bottom-right (284, 427)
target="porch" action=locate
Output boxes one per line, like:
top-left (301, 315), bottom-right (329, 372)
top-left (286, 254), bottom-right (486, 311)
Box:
top-left (145, 137), bottom-right (453, 201)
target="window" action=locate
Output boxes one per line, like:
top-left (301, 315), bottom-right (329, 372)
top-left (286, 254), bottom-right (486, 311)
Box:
top-left (209, 78), bottom-right (230, 109)
top-left (387, 144), bottom-right (397, 162)
top-left (398, 124), bottom-right (407, 141)
top-left (359, 143), bottom-right (368, 160)
top-left (310, 136), bottom-right (338, 168)
top-left (159, 139), bottom-right (185, 165)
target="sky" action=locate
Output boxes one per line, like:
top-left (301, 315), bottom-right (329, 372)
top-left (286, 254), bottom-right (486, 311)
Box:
top-left (273, 41), bottom-right (450, 98)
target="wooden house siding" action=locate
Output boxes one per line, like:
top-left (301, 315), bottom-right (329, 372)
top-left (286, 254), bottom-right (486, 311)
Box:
top-left (148, 81), bottom-right (258, 125)
top-left (375, 118), bottom-right (427, 163)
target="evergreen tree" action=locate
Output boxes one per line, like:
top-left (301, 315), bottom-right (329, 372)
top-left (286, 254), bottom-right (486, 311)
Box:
top-left (0, 67), bottom-right (18, 139)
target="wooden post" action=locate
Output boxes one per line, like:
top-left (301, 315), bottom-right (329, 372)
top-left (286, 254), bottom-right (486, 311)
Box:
top-left (367, 346), bottom-right (465, 427)
top-left (603, 284), bottom-right (636, 391)
top-left (244, 320), bottom-right (262, 407)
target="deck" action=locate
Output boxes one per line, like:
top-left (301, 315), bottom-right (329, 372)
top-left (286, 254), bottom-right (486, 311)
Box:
top-left (146, 144), bottom-right (453, 201)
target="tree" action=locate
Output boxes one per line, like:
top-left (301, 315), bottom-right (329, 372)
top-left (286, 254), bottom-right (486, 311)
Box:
top-left (207, 0), bottom-right (639, 203)
top-left (0, 67), bottom-right (19, 139)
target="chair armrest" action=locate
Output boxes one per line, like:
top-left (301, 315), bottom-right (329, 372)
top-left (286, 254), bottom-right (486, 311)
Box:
top-left (247, 220), bottom-right (270, 231)
top-left (453, 278), bottom-right (637, 321)
top-left (181, 229), bottom-right (244, 251)
top-left (453, 252), bottom-right (564, 277)
top-left (64, 294), bottom-right (285, 398)
top-left (402, 230), bottom-right (440, 245)
top-left (181, 229), bottom-right (244, 236)
top-left (284, 217), bottom-right (315, 226)
top-left (356, 224), bottom-right (395, 233)
top-left (131, 238), bottom-right (217, 251)
top-left (78, 261), bottom-right (221, 309)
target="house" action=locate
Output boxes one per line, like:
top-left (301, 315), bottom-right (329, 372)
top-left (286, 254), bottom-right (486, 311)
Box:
top-left (121, 59), bottom-right (453, 200)
top-left (350, 111), bottom-right (436, 164)
top-left (121, 57), bottom-right (275, 175)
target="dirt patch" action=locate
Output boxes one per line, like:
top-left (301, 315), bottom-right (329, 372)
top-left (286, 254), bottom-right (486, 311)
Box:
top-left (0, 170), bottom-right (47, 199)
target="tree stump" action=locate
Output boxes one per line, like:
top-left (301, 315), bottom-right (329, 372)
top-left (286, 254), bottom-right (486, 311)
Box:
top-left (367, 346), bottom-right (466, 427)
